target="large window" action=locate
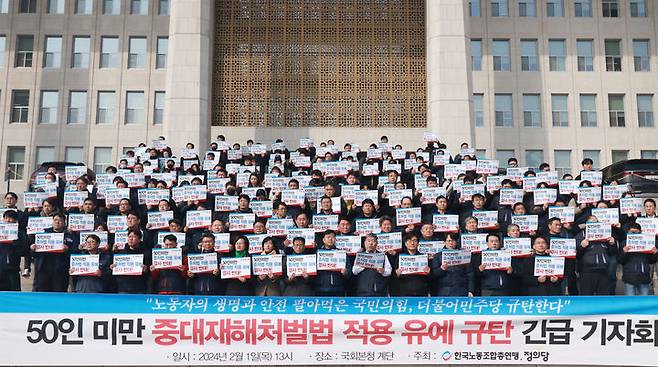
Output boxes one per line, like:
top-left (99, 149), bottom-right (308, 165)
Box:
top-left (469, 0), bottom-right (481, 16)
top-left (47, 0), bottom-right (65, 14)
top-left (6, 147), bottom-right (25, 180)
top-left (35, 147), bottom-right (55, 167)
top-left (546, 0), bottom-right (564, 16)
top-left (156, 37), bottom-right (167, 69)
top-left (518, 0), bottom-right (536, 16)
top-left (641, 150), bottom-right (657, 159)
top-left (15, 35), bottom-right (34, 68)
top-left (43, 36), bottom-right (62, 68)
top-left (93, 147), bottom-right (113, 172)
top-left (577, 40), bottom-right (594, 72)
top-left (65, 147), bottom-right (84, 163)
top-left (496, 150), bottom-right (516, 165)
top-left (130, 0), bottom-right (148, 15)
top-left (602, 0), bottom-right (619, 17)
top-left (154, 91), bottom-right (165, 124)
top-left (554, 150), bottom-right (572, 177)
top-left (19, 0), bottom-right (37, 13)
top-left (608, 94), bottom-right (625, 127)
top-left (525, 150), bottom-right (543, 169)
top-left (97, 91), bottom-right (115, 124)
top-left (580, 94), bottom-right (597, 127)
top-left (0, 0), bottom-right (8, 13)
top-left (471, 40), bottom-right (482, 71)
top-left (548, 39), bottom-right (566, 71)
top-left (630, 0), bottom-right (647, 17)
top-left (495, 94), bottom-right (513, 127)
top-left (0, 36), bottom-right (5, 68)
top-left (551, 94), bottom-right (569, 127)
top-left (39, 91), bottom-right (59, 124)
top-left (100, 36), bottom-right (119, 68)
top-left (491, 0), bottom-right (509, 16)
top-left (574, 0), bottom-right (591, 16)
top-left (102, 0), bottom-right (121, 14)
top-left (612, 150), bottom-right (628, 163)
top-left (71, 36), bottom-right (90, 69)
top-left (68, 91), bottom-right (87, 124)
top-left (473, 94), bottom-right (484, 127)
top-left (637, 94), bottom-right (654, 127)
top-left (523, 94), bottom-right (541, 127)
top-left (158, 0), bottom-right (168, 15)
top-left (520, 39), bottom-right (538, 71)
top-left (125, 91), bottom-right (145, 124)
top-left (75, 0), bottom-right (93, 14)
top-left (128, 37), bottom-right (147, 69)
top-left (582, 150), bottom-right (600, 169)
top-left (633, 40), bottom-right (650, 72)
top-left (605, 39), bottom-right (622, 72)
top-left (11, 90), bottom-right (30, 123)
top-left (492, 40), bottom-right (510, 72)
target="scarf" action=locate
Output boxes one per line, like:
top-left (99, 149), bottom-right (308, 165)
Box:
top-left (235, 249), bottom-right (248, 258)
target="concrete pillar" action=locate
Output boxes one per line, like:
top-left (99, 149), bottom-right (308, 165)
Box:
top-left (426, 0), bottom-right (474, 149)
top-left (164, 0), bottom-right (213, 151)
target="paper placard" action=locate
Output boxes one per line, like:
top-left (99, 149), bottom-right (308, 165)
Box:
top-left (340, 185), bottom-right (360, 201)
top-left (523, 177), bottom-right (538, 192)
top-left (441, 250), bottom-right (472, 266)
top-left (499, 189), bottom-right (525, 206)
top-left (287, 228), bottom-right (316, 248)
top-left (577, 186), bottom-right (602, 204)
top-left (171, 185), bottom-right (207, 203)
top-left (534, 256), bottom-right (565, 277)
top-left (228, 213), bottom-right (255, 232)
top-left (533, 188), bottom-right (558, 206)
top-left (486, 175), bottom-right (507, 192)
top-left (144, 189), bottom-right (170, 206)
top-left (27, 217), bottom-right (53, 235)
top-left (432, 214), bottom-right (459, 233)
top-left (207, 177), bottom-right (230, 194)
top-left (252, 254), bottom-right (283, 276)
top-left (548, 206), bottom-right (575, 224)
top-left (461, 233), bottom-right (488, 253)
top-left (354, 252), bottom-right (385, 269)
top-left (105, 188), bottom-right (131, 205)
top-left (444, 164), bottom-right (465, 180)
top-left (536, 171), bottom-right (559, 186)
top-left (461, 184), bottom-right (485, 201)
top-left (68, 213), bottom-right (95, 232)
top-left (396, 207), bottom-right (421, 226)
top-left (419, 187), bottom-right (446, 205)
top-left (69, 254), bottom-right (100, 276)
top-left (63, 191), bottom-right (88, 208)
top-left (147, 211), bottom-right (174, 230)
top-left (376, 232), bottom-right (402, 253)
top-left (603, 184), bottom-right (630, 201)
top-left (265, 218), bottom-right (294, 237)
top-left (636, 217), bottom-right (658, 236)
top-left (591, 208), bottom-right (619, 225)
top-left (155, 232), bottom-right (186, 248)
top-left (481, 250), bottom-right (512, 270)
top-left (34, 233), bottom-right (65, 252)
top-left (112, 254), bottom-right (144, 276)
top-left (354, 190), bottom-right (379, 207)
top-left (626, 233), bottom-right (656, 253)
top-left (558, 180), bottom-right (580, 195)
top-left (65, 166), bottom-right (87, 182)
top-left (511, 215), bottom-right (539, 233)
top-left (335, 236), bottom-right (362, 255)
top-left (398, 254), bottom-right (428, 275)
top-left (112, 231), bottom-right (128, 250)
top-left (506, 167), bottom-right (527, 181)
top-left (107, 215), bottom-right (128, 233)
top-left (220, 257), bottom-right (251, 279)
top-left (585, 222), bottom-right (611, 241)
top-left (316, 250), bottom-right (347, 272)
top-left (388, 189), bottom-right (413, 207)
top-left (355, 219), bottom-right (381, 236)
top-left (473, 210), bottom-right (498, 229)
top-left (122, 173), bottom-right (145, 188)
top-left (244, 234), bottom-right (267, 254)
top-left (620, 198), bottom-right (644, 215)
top-left (214, 195), bottom-right (239, 212)
top-left (251, 200), bottom-right (273, 218)
top-left (281, 190), bottom-right (306, 207)
top-left (550, 238), bottom-right (577, 258)
top-left (418, 240), bottom-right (444, 256)
top-left (187, 253), bottom-right (218, 274)
top-left (23, 192), bottom-right (48, 209)
top-left (152, 248), bottom-right (183, 270)
top-left (580, 171), bottom-right (602, 186)
top-left (476, 160), bottom-right (499, 175)
top-left (503, 237), bottom-right (532, 257)
top-left (312, 215), bottom-right (339, 232)
top-left (0, 223), bottom-right (18, 243)
top-left (186, 210), bottom-right (212, 229)
top-left (286, 254), bottom-right (317, 276)
top-left (79, 231), bottom-right (109, 249)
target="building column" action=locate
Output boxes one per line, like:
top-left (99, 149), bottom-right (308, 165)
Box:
top-left (164, 0), bottom-right (213, 151)
top-left (426, 0), bottom-right (474, 149)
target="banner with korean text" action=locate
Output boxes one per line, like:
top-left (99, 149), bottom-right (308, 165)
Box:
top-left (0, 293), bottom-right (657, 365)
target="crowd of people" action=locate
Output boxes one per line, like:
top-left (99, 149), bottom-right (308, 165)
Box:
top-left (0, 134), bottom-right (656, 298)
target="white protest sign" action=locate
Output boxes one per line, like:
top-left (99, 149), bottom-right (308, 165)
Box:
top-left (473, 210), bottom-right (498, 229)
top-left (499, 189), bottom-right (525, 206)
top-left (441, 250), bottom-right (471, 266)
top-left (355, 218), bottom-right (381, 236)
top-left (461, 233), bottom-right (488, 253)
top-left (213, 233), bottom-right (231, 253)
top-left (481, 249), bottom-right (512, 270)
top-left (504, 237), bottom-right (532, 257)
top-left (585, 222), bottom-right (611, 241)
top-left (214, 195), bottom-right (239, 212)
top-left (0, 223), bottom-right (18, 243)
top-left (550, 238), bottom-right (577, 258)
top-left (186, 210), bottom-right (212, 229)
top-left (396, 207), bottom-right (421, 226)
top-left (251, 254), bottom-right (283, 276)
top-left (112, 254), bottom-right (144, 276)
top-left (63, 191), bottom-right (88, 208)
top-left (27, 217), bottom-right (52, 234)
top-left (354, 252), bottom-right (385, 269)
top-left (591, 208), bottom-right (619, 225)
top-left (511, 215), bottom-right (539, 233)
top-left (316, 250), bottom-right (347, 272)
top-left (287, 228), bottom-right (316, 248)
top-left (533, 188), bottom-right (558, 206)
top-left (398, 254), bottom-right (428, 275)
top-left (266, 218), bottom-right (294, 237)
top-left (220, 257), bottom-right (251, 279)
top-left (418, 240), bottom-right (444, 256)
top-left (620, 198), bottom-right (644, 215)
top-left (534, 256), bottom-right (565, 277)
top-left (286, 254), bottom-right (317, 276)
top-left (228, 213), bottom-right (255, 232)
top-left (34, 233), bottom-right (65, 252)
top-left (335, 236), bottom-right (362, 255)
top-left (312, 215), bottom-right (339, 232)
top-left (147, 211), bottom-right (174, 230)
top-left (376, 232), bottom-right (402, 253)
top-left (68, 213), bottom-right (95, 232)
top-left (626, 233), bottom-right (656, 253)
top-left (151, 248), bottom-right (183, 269)
top-left (187, 253), bottom-right (218, 274)
top-left (69, 254), bottom-right (100, 276)
top-left (548, 206), bottom-right (575, 223)
top-left (432, 214), bottom-right (459, 233)
top-left (577, 186), bottom-right (602, 204)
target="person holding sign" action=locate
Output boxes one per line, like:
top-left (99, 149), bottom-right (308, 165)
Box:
top-left (546, 216), bottom-right (578, 296)
top-left (618, 223), bottom-right (658, 295)
top-left (187, 233), bottom-right (222, 295)
top-left (150, 235), bottom-right (187, 295)
top-left (254, 237), bottom-right (284, 296)
top-left (391, 233), bottom-right (429, 296)
top-left (283, 237), bottom-right (315, 296)
top-left (576, 216), bottom-right (618, 295)
top-left (475, 234), bottom-right (514, 296)
top-left (70, 234), bottom-right (111, 293)
top-left (30, 213), bottom-right (74, 292)
top-left (0, 210), bottom-right (28, 291)
top-left (222, 235), bottom-right (253, 296)
top-left (315, 230), bottom-right (351, 297)
top-left (110, 229), bottom-right (151, 294)
top-left (430, 233), bottom-right (474, 297)
top-left (521, 237), bottom-right (562, 296)
top-left (352, 233), bottom-right (392, 297)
